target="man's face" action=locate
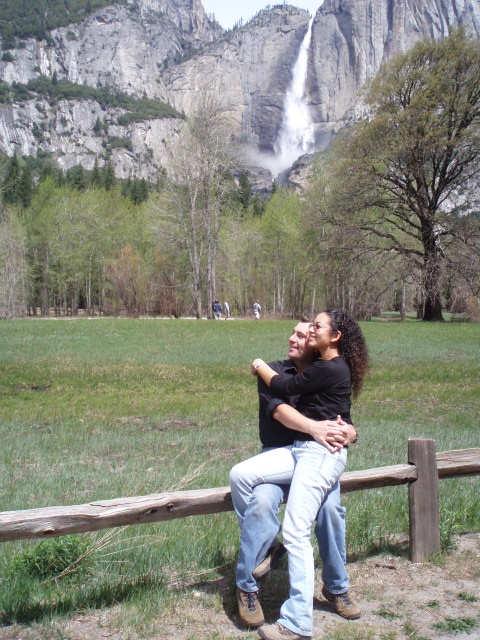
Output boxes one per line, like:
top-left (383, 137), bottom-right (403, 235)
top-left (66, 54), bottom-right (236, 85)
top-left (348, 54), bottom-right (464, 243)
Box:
top-left (287, 322), bottom-right (314, 363)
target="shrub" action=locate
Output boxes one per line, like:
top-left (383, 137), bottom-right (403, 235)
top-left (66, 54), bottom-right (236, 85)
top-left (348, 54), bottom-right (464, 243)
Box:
top-left (7, 535), bottom-right (93, 580)
top-left (433, 617), bottom-right (477, 633)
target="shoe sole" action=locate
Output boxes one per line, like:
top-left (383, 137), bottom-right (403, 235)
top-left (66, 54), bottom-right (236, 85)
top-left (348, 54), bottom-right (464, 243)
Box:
top-left (253, 543), bottom-right (286, 579)
top-left (240, 618), bottom-right (265, 628)
top-left (252, 556), bottom-right (272, 579)
top-left (323, 602), bottom-right (361, 620)
top-left (258, 627), bottom-right (311, 640)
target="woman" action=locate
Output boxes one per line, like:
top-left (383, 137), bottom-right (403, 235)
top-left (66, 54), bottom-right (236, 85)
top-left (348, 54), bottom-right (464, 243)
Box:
top-left (229, 309), bottom-right (368, 640)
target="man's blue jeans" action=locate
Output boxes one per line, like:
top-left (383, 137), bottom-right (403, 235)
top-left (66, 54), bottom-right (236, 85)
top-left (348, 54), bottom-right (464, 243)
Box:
top-left (230, 444), bottom-right (349, 623)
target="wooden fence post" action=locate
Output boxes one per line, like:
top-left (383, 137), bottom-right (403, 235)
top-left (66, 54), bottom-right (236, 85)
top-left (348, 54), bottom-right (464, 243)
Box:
top-left (408, 438), bottom-right (441, 562)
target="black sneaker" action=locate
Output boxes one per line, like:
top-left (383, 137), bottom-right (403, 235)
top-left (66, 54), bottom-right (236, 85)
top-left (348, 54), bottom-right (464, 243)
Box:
top-left (252, 542), bottom-right (286, 579)
top-left (321, 586), bottom-right (361, 619)
top-left (237, 588), bottom-right (264, 627)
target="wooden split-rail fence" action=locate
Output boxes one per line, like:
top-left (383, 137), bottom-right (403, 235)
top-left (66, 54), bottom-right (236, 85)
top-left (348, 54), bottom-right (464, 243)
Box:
top-left (1, 439), bottom-right (479, 563)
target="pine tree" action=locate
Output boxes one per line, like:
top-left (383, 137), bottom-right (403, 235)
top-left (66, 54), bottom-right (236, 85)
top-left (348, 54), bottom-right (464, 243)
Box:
top-left (238, 171), bottom-right (252, 209)
top-left (102, 160), bottom-right (115, 190)
top-left (2, 155), bottom-right (21, 204)
top-left (66, 164), bottom-right (88, 191)
top-left (91, 157), bottom-right (102, 187)
top-left (18, 164), bottom-right (33, 208)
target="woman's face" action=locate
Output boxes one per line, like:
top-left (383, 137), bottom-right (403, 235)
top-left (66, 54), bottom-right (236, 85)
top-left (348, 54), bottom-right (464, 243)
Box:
top-left (308, 312), bottom-right (337, 352)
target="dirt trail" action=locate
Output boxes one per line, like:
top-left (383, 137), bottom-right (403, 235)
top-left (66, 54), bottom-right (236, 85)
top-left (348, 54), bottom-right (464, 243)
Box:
top-left (1, 534), bottom-right (479, 640)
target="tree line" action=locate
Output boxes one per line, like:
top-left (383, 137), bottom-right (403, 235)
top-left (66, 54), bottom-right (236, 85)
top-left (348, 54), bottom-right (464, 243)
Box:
top-left (0, 0), bottom-right (127, 49)
top-left (1, 28), bottom-right (479, 321)
top-left (0, 76), bottom-right (182, 123)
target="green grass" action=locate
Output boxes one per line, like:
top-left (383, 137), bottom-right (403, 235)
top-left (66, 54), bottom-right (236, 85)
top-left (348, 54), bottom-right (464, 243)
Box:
top-left (0, 318), bottom-right (479, 630)
top-left (432, 616), bottom-right (478, 633)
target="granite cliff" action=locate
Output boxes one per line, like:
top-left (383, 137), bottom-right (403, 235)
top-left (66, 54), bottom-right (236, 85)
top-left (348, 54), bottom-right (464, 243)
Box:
top-left (0, 0), bottom-right (479, 184)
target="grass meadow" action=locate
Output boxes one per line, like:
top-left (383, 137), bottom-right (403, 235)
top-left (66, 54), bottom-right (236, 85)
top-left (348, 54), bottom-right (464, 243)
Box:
top-left (0, 317), bottom-right (479, 632)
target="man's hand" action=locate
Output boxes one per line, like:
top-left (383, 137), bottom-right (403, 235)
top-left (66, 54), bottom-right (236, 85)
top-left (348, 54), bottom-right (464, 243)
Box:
top-left (308, 416), bottom-right (357, 452)
top-left (341, 419), bottom-right (358, 446)
top-left (308, 420), bottom-right (345, 452)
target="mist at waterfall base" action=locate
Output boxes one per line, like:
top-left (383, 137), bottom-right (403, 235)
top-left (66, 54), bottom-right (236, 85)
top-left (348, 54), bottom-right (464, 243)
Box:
top-left (249, 17), bottom-right (320, 182)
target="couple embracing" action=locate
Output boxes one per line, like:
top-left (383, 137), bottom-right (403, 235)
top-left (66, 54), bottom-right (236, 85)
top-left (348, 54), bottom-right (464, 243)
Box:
top-left (229, 309), bottom-right (368, 640)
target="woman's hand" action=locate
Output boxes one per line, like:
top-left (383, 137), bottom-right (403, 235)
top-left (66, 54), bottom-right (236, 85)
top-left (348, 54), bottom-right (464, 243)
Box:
top-left (251, 358), bottom-right (265, 376)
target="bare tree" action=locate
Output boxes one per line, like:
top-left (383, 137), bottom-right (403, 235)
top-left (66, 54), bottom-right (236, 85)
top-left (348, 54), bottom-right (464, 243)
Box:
top-left (160, 92), bottom-right (237, 318)
top-left (0, 208), bottom-right (28, 318)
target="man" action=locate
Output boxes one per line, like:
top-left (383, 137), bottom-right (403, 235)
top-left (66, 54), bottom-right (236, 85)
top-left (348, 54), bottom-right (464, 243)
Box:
top-left (231, 321), bottom-right (360, 629)
top-left (213, 299), bottom-right (222, 320)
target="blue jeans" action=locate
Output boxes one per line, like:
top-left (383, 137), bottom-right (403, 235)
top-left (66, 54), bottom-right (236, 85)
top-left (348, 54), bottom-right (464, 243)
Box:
top-left (229, 442), bottom-right (347, 635)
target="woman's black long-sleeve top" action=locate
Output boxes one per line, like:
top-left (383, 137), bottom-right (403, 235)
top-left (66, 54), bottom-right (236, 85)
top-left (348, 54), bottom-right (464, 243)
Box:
top-left (269, 356), bottom-right (352, 441)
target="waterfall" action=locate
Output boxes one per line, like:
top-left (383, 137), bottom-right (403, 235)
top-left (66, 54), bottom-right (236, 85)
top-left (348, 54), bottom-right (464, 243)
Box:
top-left (250, 17), bottom-right (315, 179)
top-left (273, 17), bottom-right (315, 175)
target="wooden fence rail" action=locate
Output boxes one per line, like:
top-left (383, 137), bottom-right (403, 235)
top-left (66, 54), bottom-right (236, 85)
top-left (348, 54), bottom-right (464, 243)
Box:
top-left (1, 439), bottom-right (479, 562)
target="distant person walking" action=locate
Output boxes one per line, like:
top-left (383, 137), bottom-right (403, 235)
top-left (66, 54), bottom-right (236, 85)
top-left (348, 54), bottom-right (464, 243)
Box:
top-left (224, 301), bottom-right (230, 319)
top-left (213, 299), bottom-right (223, 320)
top-left (253, 301), bottom-right (261, 320)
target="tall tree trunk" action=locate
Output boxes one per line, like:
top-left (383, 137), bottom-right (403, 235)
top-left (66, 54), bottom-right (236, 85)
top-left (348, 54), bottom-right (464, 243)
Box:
top-left (41, 252), bottom-right (49, 316)
top-left (192, 261), bottom-right (203, 320)
top-left (400, 280), bottom-right (406, 321)
top-left (187, 204), bottom-right (203, 320)
top-left (206, 204), bottom-right (214, 320)
top-left (422, 224), bottom-right (444, 322)
top-left (205, 195), bottom-right (220, 320)
top-left (416, 288), bottom-right (423, 319)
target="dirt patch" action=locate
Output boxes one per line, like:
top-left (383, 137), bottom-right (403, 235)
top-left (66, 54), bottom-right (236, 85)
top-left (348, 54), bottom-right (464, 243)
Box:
top-left (1, 534), bottom-right (479, 640)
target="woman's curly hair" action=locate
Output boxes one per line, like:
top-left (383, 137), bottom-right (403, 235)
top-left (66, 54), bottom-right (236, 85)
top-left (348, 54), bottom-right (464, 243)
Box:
top-left (325, 309), bottom-right (369, 398)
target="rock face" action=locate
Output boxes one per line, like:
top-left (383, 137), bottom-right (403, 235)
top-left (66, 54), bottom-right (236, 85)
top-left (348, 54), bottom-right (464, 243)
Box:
top-left (307, 0), bottom-right (480, 138)
top-left (165, 6), bottom-right (311, 151)
top-left (0, 0), bottom-right (479, 181)
top-left (2, 0), bottom-right (222, 99)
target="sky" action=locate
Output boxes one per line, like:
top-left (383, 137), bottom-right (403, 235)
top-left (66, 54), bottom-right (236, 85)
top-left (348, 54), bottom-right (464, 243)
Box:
top-left (201, 1), bottom-right (324, 31)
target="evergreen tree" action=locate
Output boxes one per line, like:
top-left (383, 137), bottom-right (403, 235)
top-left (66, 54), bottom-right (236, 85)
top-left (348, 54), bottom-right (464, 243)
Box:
top-left (93, 117), bottom-right (103, 136)
top-left (91, 157), bottom-right (102, 187)
top-left (66, 164), bottom-right (88, 191)
top-left (39, 161), bottom-right (57, 183)
top-left (130, 177), bottom-right (149, 204)
top-left (18, 164), bottom-right (33, 208)
top-left (238, 171), bottom-right (252, 209)
top-left (252, 193), bottom-right (264, 217)
top-left (2, 155), bottom-right (21, 204)
top-left (102, 160), bottom-right (116, 190)
top-left (122, 173), bottom-right (132, 199)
